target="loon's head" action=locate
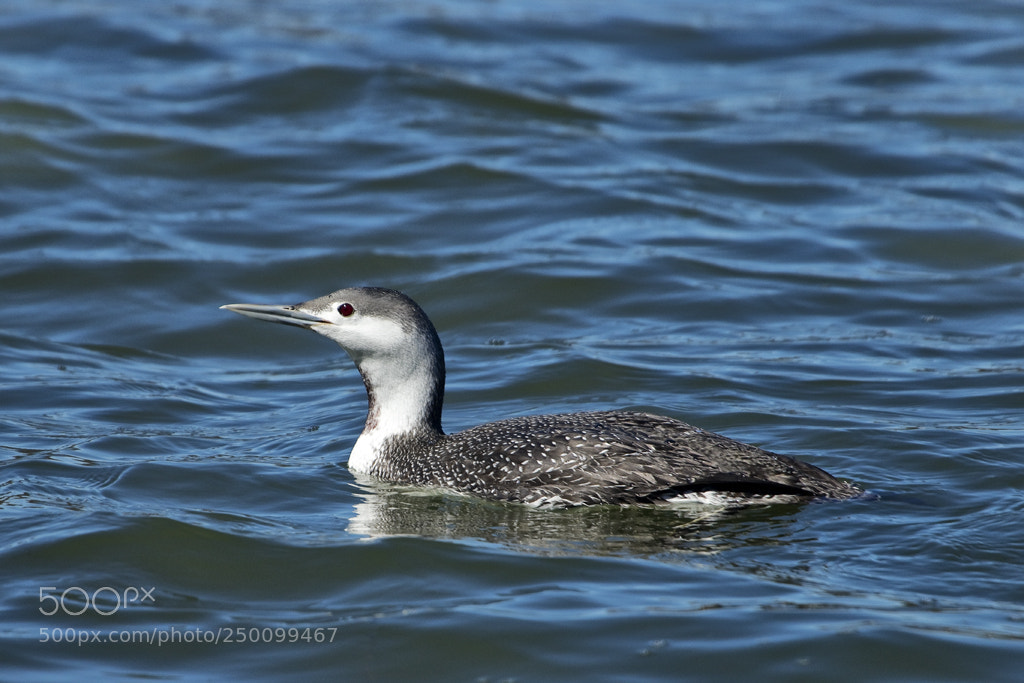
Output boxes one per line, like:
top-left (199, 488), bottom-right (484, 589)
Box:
top-left (222, 287), bottom-right (435, 360)
top-left (221, 287), bottom-right (446, 441)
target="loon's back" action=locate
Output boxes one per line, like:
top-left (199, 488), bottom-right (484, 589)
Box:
top-left (364, 410), bottom-right (860, 508)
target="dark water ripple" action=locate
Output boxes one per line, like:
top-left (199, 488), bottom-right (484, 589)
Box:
top-left (3, 0), bottom-right (1024, 680)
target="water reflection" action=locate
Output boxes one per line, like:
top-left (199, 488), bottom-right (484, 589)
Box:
top-left (347, 476), bottom-right (810, 557)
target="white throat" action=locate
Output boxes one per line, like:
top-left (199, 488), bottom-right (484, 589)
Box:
top-left (343, 328), bottom-right (442, 473)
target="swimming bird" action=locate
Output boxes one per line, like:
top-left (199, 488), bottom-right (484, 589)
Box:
top-left (221, 287), bottom-right (859, 508)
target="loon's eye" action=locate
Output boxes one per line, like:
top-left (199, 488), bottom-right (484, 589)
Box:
top-left (337, 303), bottom-right (355, 317)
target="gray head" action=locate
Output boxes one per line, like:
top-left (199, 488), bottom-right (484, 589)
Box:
top-left (222, 287), bottom-right (446, 434)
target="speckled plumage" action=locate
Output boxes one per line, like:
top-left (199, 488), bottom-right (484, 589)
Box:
top-left (222, 287), bottom-right (860, 508)
top-left (368, 411), bottom-right (859, 507)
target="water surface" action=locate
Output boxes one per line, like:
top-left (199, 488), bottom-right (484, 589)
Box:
top-left (2, 0), bottom-right (1023, 680)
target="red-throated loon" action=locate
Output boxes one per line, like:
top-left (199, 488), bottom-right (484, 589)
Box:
top-left (221, 287), bottom-right (860, 508)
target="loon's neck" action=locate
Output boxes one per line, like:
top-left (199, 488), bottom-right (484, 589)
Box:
top-left (347, 334), bottom-right (445, 473)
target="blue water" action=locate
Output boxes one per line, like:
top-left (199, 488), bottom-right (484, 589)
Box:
top-left (2, 0), bottom-right (1024, 680)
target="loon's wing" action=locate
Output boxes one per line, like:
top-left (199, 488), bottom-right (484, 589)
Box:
top-left (444, 410), bottom-right (856, 507)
